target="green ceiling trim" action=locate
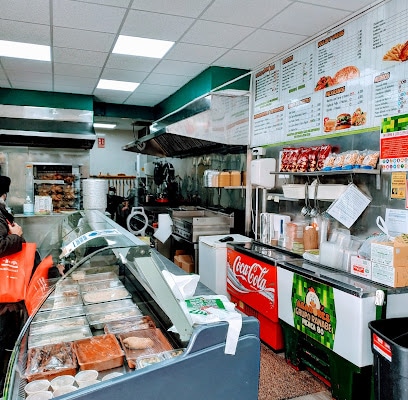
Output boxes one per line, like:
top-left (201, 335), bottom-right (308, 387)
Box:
top-left (0, 88), bottom-right (93, 111)
top-left (93, 102), bottom-right (154, 121)
top-left (153, 66), bottom-right (250, 120)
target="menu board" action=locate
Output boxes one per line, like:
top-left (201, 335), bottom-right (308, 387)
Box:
top-left (250, 0), bottom-right (408, 147)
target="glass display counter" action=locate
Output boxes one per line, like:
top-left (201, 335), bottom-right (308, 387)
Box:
top-left (4, 210), bottom-right (260, 400)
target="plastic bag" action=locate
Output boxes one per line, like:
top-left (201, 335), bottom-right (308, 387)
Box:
top-left (358, 233), bottom-right (389, 259)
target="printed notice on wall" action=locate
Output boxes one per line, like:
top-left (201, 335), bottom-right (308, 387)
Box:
top-left (326, 183), bottom-right (372, 228)
top-left (391, 172), bottom-right (406, 199)
top-left (380, 114), bottom-right (408, 172)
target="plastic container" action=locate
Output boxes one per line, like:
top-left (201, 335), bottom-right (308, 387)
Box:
top-left (24, 379), bottom-right (50, 394)
top-left (101, 372), bottom-right (123, 381)
top-left (28, 326), bottom-right (93, 349)
top-left (50, 374), bottom-right (75, 390)
top-left (52, 386), bottom-right (77, 397)
top-left (75, 369), bottom-right (99, 384)
top-left (26, 391), bottom-right (53, 400)
top-left (369, 317), bottom-right (408, 400)
top-left (24, 195), bottom-right (35, 215)
top-left (86, 307), bottom-right (143, 330)
top-left (81, 286), bottom-right (131, 304)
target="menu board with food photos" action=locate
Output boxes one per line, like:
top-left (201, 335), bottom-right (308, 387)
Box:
top-left (250, 0), bottom-right (408, 147)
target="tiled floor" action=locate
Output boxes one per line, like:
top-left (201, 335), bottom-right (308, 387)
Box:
top-left (290, 391), bottom-right (333, 400)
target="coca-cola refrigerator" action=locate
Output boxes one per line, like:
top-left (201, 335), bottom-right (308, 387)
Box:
top-left (227, 241), bottom-right (298, 350)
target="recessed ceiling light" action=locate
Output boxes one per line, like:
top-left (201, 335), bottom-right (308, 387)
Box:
top-left (93, 123), bottom-right (117, 129)
top-left (0, 40), bottom-right (51, 61)
top-left (113, 35), bottom-right (174, 59)
top-left (97, 79), bottom-right (139, 92)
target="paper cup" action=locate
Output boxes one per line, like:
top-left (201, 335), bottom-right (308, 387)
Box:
top-left (25, 379), bottom-right (50, 394)
top-left (52, 386), bottom-right (77, 397)
top-left (50, 375), bottom-right (75, 390)
top-left (26, 391), bottom-right (53, 400)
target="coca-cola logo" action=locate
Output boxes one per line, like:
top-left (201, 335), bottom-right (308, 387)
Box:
top-left (232, 255), bottom-right (268, 291)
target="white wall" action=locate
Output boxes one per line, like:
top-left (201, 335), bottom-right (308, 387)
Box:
top-left (89, 130), bottom-right (139, 176)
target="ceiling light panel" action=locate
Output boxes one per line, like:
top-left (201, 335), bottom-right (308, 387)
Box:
top-left (113, 35), bottom-right (174, 58)
top-left (97, 79), bottom-right (139, 92)
top-left (0, 40), bottom-right (51, 61)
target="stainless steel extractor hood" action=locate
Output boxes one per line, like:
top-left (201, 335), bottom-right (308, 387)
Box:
top-left (0, 105), bottom-right (96, 149)
top-left (122, 94), bottom-right (249, 158)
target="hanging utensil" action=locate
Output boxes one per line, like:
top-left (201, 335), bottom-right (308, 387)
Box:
top-left (301, 182), bottom-right (311, 216)
top-left (310, 179), bottom-right (320, 218)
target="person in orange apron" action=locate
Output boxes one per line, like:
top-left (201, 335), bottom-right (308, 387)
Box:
top-left (0, 176), bottom-right (25, 392)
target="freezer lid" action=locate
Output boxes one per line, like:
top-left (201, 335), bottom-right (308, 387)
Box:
top-left (199, 234), bottom-right (252, 248)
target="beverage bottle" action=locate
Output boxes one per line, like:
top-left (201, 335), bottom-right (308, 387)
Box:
top-left (23, 195), bottom-right (34, 215)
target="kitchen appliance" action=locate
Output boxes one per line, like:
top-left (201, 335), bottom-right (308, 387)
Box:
top-left (26, 162), bottom-right (81, 212)
top-left (170, 207), bottom-right (234, 272)
top-left (199, 234), bottom-right (252, 297)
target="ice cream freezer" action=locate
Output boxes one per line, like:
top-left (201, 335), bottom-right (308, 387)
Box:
top-left (276, 258), bottom-right (408, 400)
top-left (3, 210), bottom-right (261, 400)
top-left (226, 241), bottom-right (299, 351)
top-left (198, 234), bottom-right (252, 297)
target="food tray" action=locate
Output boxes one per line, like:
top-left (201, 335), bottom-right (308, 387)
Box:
top-left (75, 271), bottom-right (118, 283)
top-left (39, 294), bottom-right (83, 311)
top-left (73, 334), bottom-right (124, 371)
top-left (308, 184), bottom-right (348, 200)
top-left (28, 326), bottom-right (93, 349)
top-left (31, 305), bottom-right (85, 323)
top-left (82, 287), bottom-right (131, 304)
top-left (79, 279), bottom-right (124, 294)
top-left (53, 283), bottom-right (80, 298)
top-left (136, 353), bottom-right (165, 369)
top-left (84, 299), bottom-right (136, 315)
top-left (30, 316), bottom-right (89, 336)
top-left (25, 342), bottom-right (77, 382)
top-left (161, 348), bottom-right (185, 360)
top-left (104, 316), bottom-right (156, 335)
top-left (86, 307), bottom-right (143, 330)
top-left (118, 328), bottom-right (173, 369)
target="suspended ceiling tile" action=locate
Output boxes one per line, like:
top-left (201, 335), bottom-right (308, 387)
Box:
top-left (1, 58), bottom-right (52, 73)
top-left (10, 81), bottom-right (52, 91)
top-left (53, 47), bottom-right (109, 67)
top-left (54, 74), bottom-right (98, 88)
top-left (215, 49), bottom-right (272, 70)
top-left (54, 84), bottom-right (95, 95)
top-left (201, 0), bottom-right (292, 27)
top-left (7, 70), bottom-right (52, 83)
top-left (120, 10), bottom-right (194, 42)
top-left (236, 29), bottom-right (307, 54)
top-left (263, 2), bottom-right (350, 37)
top-left (0, 20), bottom-right (50, 45)
top-left (130, 0), bottom-right (212, 18)
top-left (166, 43), bottom-right (227, 64)
top-left (53, 27), bottom-right (116, 52)
top-left (93, 89), bottom-right (132, 103)
top-left (101, 68), bottom-right (149, 82)
top-left (153, 60), bottom-right (207, 77)
top-left (302, 0), bottom-right (378, 12)
top-left (144, 73), bottom-right (192, 87)
top-left (53, 0), bottom-right (126, 33)
top-left (82, 0), bottom-right (131, 7)
top-left (0, 80), bottom-right (10, 88)
top-left (181, 20), bottom-right (255, 48)
top-left (125, 91), bottom-right (168, 107)
top-left (53, 63), bottom-right (102, 78)
top-left (136, 83), bottom-right (179, 96)
top-left (0, 0), bottom-right (49, 24)
top-left (105, 54), bottom-right (160, 72)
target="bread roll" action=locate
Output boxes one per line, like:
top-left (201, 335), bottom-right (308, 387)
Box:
top-left (123, 337), bottom-right (153, 350)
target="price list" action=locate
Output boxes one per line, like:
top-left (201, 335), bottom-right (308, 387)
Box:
top-left (317, 28), bottom-right (363, 77)
top-left (254, 64), bottom-right (280, 114)
top-left (286, 93), bottom-right (322, 140)
top-left (281, 47), bottom-right (314, 101)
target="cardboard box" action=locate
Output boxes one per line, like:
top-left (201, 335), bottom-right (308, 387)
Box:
top-left (371, 242), bottom-right (408, 287)
top-left (350, 256), bottom-right (372, 279)
top-left (174, 254), bottom-right (194, 273)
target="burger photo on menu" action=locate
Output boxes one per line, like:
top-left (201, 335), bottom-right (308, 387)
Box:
top-left (335, 113), bottom-right (351, 130)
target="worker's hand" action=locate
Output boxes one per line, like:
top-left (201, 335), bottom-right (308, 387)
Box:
top-left (8, 222), bottom-right (23, 236)
top-left (56, 263), bottom-right (65, 276)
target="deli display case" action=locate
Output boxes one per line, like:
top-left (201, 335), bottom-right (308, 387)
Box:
top-left (3, 210), bottom-right (260, 400)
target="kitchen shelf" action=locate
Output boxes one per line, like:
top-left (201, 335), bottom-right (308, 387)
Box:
top-left (269, 168), bottom-right (380, 176)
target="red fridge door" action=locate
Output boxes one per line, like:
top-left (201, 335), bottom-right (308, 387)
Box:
top-left (227, 248), bottom-right (283, 350)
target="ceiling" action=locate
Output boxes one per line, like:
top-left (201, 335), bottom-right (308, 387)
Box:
top-left (0, 0), bottom-right (380, 130)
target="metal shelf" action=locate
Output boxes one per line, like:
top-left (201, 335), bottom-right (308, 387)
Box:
top-left (270, 168), bottom-right (380, 176)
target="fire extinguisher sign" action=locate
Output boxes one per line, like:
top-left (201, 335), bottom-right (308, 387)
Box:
top-left (98, 136), bottom-right (105, 148)
top-left (291, 274), bottom-right (337, 350)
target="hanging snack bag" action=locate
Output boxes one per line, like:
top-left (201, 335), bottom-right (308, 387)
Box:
top-left (296, 147), bottom-right (310, 173)
top-left (317, 144), bottom-right (332, 170)
top-left (308, 146), bottom-right (320, 172)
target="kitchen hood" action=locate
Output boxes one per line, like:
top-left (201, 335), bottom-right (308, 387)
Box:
top-left (0, 104), bottom-right (96, 150)
top-left (123, 93), bottom-right (249, 158)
